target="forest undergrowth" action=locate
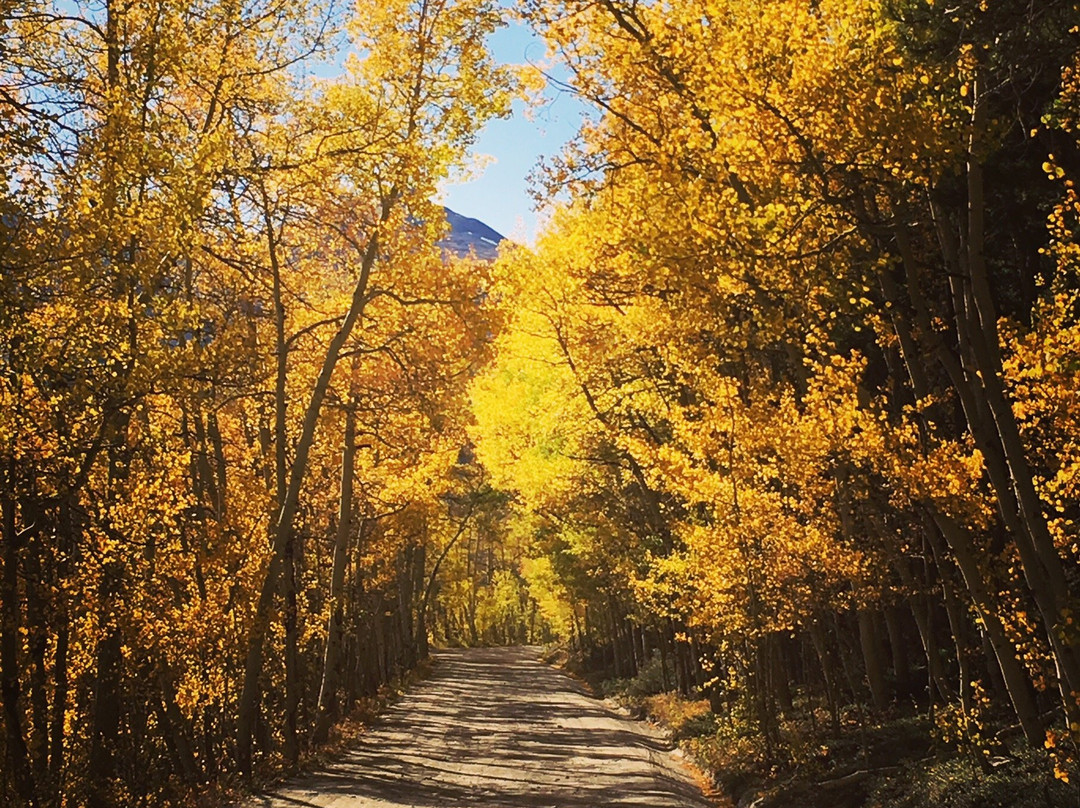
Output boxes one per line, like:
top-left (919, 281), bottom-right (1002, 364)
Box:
top-left (576, 651), bottom-right (1080, 808)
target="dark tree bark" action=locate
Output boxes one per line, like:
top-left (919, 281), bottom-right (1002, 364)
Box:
top-left (314, 404), bottom-right (358, 745)
top-left (237, 195), bottom-right (392, 778)
top-left (87, 562), bottom-right (124, 808)
top-left (1, 479), bottom-right (38, 808)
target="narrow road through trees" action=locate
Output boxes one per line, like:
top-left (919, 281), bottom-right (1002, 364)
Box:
top-left (252, 647), bottom-right (715, 807)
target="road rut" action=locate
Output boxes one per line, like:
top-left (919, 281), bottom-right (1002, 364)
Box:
top-left (252, 646), bottom-right (715, 807)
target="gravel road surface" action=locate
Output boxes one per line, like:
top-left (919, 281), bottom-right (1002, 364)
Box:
top-left (252, 646), bottom-right (715, 807)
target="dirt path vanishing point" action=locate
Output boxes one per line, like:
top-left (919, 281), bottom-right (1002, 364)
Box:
top-left (252, 646), bottom-right (717, 808)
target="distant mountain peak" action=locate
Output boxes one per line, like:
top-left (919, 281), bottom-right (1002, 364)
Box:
top-left (439, 207), bottom-right (505, 261)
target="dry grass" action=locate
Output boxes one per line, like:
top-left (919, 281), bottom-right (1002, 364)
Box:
top-left (642, 693), bottom-right (712, 737)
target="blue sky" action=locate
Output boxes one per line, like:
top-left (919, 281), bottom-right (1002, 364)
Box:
top-left (437, 20), bottom-right (589, 243)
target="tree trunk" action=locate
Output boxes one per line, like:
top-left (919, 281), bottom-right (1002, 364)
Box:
top-left (954, 92), bottom-right (1080, 705)
top-left (809, 618), bottom-right (841, 735)
top-left (157, 670), bottom-right (201, 783)
top-left (1, 483), bottom-right (38, 807)
top-left (883, 606), bottom-right (911, 696)
top-left (894, 204), bottom-right (1080, 720)
top-left (892, 558), bottom-right (954, 704)
top-left (397, 547), bottom-right (416, 670)
top-left (237, 196), bottom-right (392, 777)
top-left (314, 405), bottom-right (357, 745)
top-left (48, 502), bottom-right (73, 803)
top-left (878, 238), bottom-right (1049, 743)
top-left (24, 533), bottom-right (50, 794)
top-left (282, 536), bottom-right (299, 766)
top-left (656, 625), bottom-right (671, 692)
top-left (930, 513), bottom-right (1043, 744)
top-left (412, 540), bottom-right (428, 660)
top-left (858, 609), bottom-right (888, 712)
top-left (87, 562), bottom-right (124, 808)
top-left (771, 634), bottom-right (793, 715)
top-left (418, 512), bottom-right (473, 661)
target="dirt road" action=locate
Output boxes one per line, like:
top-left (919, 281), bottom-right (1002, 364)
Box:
top-left (253, 646), bottom-right (715, 807)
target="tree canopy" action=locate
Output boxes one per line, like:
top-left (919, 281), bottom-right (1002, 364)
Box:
top-left (3, 0), bottom-right (1080, 804)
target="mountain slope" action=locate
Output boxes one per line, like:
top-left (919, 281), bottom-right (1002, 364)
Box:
top-left (439, 207), bottom-right (506, 261)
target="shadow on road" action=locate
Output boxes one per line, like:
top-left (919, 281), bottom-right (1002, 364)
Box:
top-left (254, 647), bottom-right (714, 808)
